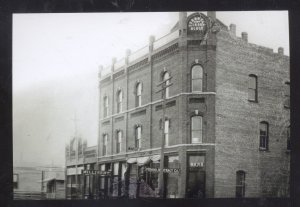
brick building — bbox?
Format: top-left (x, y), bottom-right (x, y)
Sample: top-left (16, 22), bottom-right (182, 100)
top-left (66, 11), bottom-right (290, 199)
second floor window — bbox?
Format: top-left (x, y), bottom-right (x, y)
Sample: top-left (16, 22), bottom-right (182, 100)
top-left (136, 82), bottom-right (142, 107)
top-left (236, 171), bottom-right (246, 198)
top-left (135, 126), bottom-right (142, 149)
top-left (191, 65), bottom-right (203, 92)
top-left (164, 119), bottom-right (169, 146)
top-left (103, 96), bottom-right (109, 117)
top-left (103, 134), bottom-right (108, 156)
top-left (116, 131), bottom-right (122, 153)
top-left (259, 121), bottom-right (269, 150)
top-left (163, 72), bottom-right (170, 98)
top-left (117, 90), bottom-right (123, 113)
top-left (191, 116), bottom-right (203, 143)
top-left (248, 75), bottom-right (258, 102)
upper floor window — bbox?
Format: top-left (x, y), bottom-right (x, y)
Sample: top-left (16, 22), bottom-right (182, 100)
top-left (164, 119), bottom-right (170, 146)
top-left (259, 121), bottom-right (269, 150)
top-left (236, 170), bottom-right (246, 198)
top-left (103, 134), bottom-right (108, 156)
top-left (135, 82), bottom-right (142, 107)
top-left (248, 75), bottom-right (258, 102)
top-left (287, 125), bottom-right (291, 151)
top-left (117, 90), bottom-right (123, 113)
top-left (103, 96), bottom-right (109, 117)
top-left (163, 72), bottom-right (170, 98)
top-left (191, 65), bottom-right (203, 92)
top-left (13, 174), bottom-right (19, 189)
top-left (135, 125), bottom-right (142, 149)
top-left (284, 82), bottom-right (290, 108)
top-left (191, 115), bottom-right (203, 143)
top-left (116, 130), bottom-right (122, 154)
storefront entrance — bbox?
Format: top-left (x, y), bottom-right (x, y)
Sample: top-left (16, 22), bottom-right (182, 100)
top-left (186, 154), bottom-right (206, 198)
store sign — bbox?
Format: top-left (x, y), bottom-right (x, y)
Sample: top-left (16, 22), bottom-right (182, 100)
top-left (82, 169), bottom-right (111, 176)
top-left (190, 162), bottom-right (204, 167)
top-left (145, 167), bottom-right (180, 174)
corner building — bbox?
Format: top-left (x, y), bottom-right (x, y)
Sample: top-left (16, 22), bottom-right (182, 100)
top-left (97, 12), bottom-right (290, 198)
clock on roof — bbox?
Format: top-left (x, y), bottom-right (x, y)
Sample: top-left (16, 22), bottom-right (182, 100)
top-left (188, 15), bottom-right (207, 32)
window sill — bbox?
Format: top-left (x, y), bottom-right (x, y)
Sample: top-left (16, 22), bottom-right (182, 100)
top-left (285, 149), bottom-right (291, 154)
top-left (248, 100), bottom-right (258, 103)
top-left (259, 148), bottom-right (269, 152)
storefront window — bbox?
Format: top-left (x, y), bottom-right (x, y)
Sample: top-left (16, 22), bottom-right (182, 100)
top-left (121, 163), bottom-right (126, 196)
top-left (186, 154), bottom-right (205, 198)
top-left (128, 164), bottom-right (138, 198)
top-left (112, 163), bottom-right (119, 197)
top-left (166, 156), bottom-right (180, 198)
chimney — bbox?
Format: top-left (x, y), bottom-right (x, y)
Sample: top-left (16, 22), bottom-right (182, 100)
top-left (179, 12), bottom-right (187, 37)
top-left (125, 49), bottom-right (131, 64)
top-left (241, 32), bottom-right (248, 43)
top-left (278, 47), bottom-right (284, 55)
top-left (229, 24), bottom-right (236, 36)
top-left (149, 35), bottom-right (155, 52)
top-left (207, 11), bottom-right (216, 20)
top-left (111, 57), bottom-right (116, 72)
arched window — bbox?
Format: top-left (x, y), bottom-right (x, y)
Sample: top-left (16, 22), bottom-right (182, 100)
top-left (103, 134), bottom-right (108, 156)
top-left (103, 96), bottom-right (109, 118)
top-left (135, 125), bottom-right (142, 149)
top-left (191, 116), bottom-right (203, 143)
top-left (116, 130), bottom-right (122, 153)
top-left (248, 75), bottom-right (258, 102)
top-left (163, 72), bottom-right (170, 98)
top-left (135, 82), bottom-right (142, 107)
top-left (191, 65), bottom-right (203, 92)
top-left (117, 90), bottom-right (123, 113)
top-left (236, 170), bottom-right (246, 198)
top-left (259, 121), bottom-right (269, 150)
top-left (287, 125), bottom-right (291, 150)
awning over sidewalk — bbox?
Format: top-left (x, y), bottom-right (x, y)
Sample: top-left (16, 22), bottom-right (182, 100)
top-left (137, 157), bottom-right (150, 166)
top-left (150, 155), bottom-right (160, 162)
top-left (127, 155), bottom-right (160, 165)
top-left (127, 157), bottom-right (137, 164)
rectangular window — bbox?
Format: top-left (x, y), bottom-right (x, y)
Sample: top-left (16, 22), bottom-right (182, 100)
top-left (259, 122), bottom-right (269, 150)
top-left (116, 131), bottom-right (122, 153)
top-left (191, 116), bottom-right (203, 143)
top-left (135, 126), bottom-right (142, 149)
top-left (13, 174), bottom-right (19, 189)
top-left (104, 96), bottom-right (109, 117)
top-left (236, 171), bottom-right (246, 197)
top-left (248, 75), bottom-right (257, 102)
top-left (103, 134), bottom-right (108, 156)
top-left (164, 120), bottom-right (169, 146)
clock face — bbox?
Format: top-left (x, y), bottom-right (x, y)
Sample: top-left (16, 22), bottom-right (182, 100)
top-left (188, 16), bottom-right (206, 31)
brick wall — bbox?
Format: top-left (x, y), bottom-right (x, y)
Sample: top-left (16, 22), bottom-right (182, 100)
top-left (215, 29), bottom-right (290, 197)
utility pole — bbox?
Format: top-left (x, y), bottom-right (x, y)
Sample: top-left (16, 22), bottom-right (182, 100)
top-left (156, 75), bottom-right (173, 198)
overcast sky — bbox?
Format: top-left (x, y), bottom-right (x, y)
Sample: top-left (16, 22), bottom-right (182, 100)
top-left (13, 11), bottom-right (289, 167)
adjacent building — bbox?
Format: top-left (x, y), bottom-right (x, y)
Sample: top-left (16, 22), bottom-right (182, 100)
top-left (66, 11), bottom-right (290, 199)
top-left (13, 166), bottom-right (65, 200)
